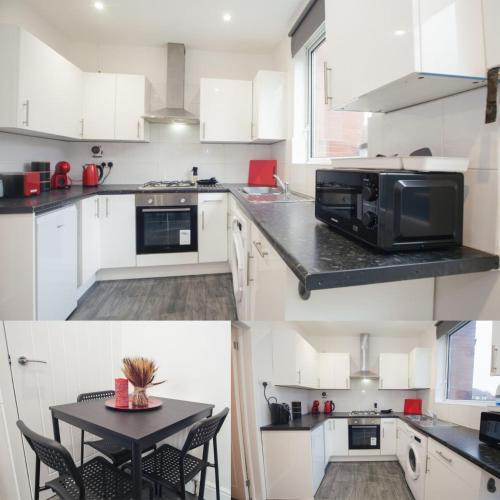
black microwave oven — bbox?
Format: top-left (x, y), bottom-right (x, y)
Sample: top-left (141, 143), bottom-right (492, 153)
top-left (480, 412), bottom-right (500, 449)
top-left (315, 169), bottom-right (464, 251)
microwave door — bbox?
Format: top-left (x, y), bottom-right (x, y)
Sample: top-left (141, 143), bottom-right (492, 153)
top-left (317, 185), bottom-right (362, 222)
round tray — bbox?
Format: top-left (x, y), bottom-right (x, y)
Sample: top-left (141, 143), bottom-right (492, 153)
top-left (105, 397), bottom-right (162, 412)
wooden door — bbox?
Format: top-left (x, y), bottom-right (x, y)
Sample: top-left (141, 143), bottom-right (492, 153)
top-left (3, 322), bottom-right (122, 499)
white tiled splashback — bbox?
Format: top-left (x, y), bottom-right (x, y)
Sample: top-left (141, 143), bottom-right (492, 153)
top-left (0, 123), bottom-right (272, 184)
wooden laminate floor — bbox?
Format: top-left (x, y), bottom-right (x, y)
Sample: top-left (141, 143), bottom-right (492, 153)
top-left (315, 462), bottom-right (414, 500)
top-left (69, 274), bottom-right (237, 321)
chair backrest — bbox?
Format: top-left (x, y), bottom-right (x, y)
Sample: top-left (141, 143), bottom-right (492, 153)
top-left (77, 390), bottom-right (115, 403)
top-left (182, 407), bottom-right (229, 454)
top-left (16, 420), bottom-right (84, 496)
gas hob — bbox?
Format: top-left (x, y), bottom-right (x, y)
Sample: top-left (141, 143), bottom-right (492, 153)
top-left (138, 180), bottom-right (195, 190)
top-left (349, 410), bottom-right (381, 416)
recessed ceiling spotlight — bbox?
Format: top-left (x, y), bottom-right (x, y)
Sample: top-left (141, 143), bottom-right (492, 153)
top-left (94, 1), bottom-right (105, 11)
top-left (394, 29), bottom-right (406, 36)
top-left (223, 13), bottom-right (232, 22)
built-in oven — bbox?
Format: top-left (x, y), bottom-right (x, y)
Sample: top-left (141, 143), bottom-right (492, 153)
top-left (480, 412), bottom-right (500, 449)
top-left (136, 193), bottom-right (198, 254)
top-left (348, 417), bottom-right (380, 451)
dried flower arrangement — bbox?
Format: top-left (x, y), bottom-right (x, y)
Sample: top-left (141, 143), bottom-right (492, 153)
top-left (122, 357), bottom-right (165, 407)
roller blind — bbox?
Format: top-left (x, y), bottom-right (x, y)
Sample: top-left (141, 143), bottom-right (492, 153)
top-left (435, 321), bottom-right (470, 339)
top-left (289, 0), bottom-right (325, 57)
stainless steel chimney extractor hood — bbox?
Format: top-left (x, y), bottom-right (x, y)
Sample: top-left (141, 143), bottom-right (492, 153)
top-left (143, 43), bottom-right (199, 125)
top-left (351, 333), bottom-right (379, 379)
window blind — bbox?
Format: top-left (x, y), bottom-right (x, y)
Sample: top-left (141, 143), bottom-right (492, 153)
top-left (289, 0), bottom-right (325, 57)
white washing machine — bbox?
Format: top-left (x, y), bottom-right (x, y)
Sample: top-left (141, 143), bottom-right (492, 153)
top-left (405, 429), bottom-right (428, 500)
top-left (229, 207), bottom-right (251, 320)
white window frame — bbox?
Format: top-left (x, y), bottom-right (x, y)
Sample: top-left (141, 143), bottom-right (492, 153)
top-left (441, 321), bottom-right (496, 406)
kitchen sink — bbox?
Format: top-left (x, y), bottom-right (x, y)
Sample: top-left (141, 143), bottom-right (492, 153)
top-left (242, 186), bottom-right (282, 195)
top-left (239, 188), bottom-right (312, 203)
top-left (406, 415), bottom-right (457, 428)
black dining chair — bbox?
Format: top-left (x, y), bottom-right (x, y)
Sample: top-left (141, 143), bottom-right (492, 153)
top-left (139, 407), bottom-right (229, 500)
top-left (17, 420), bottom-right (153, 500)
top-left (77, 390), bottom-right (156, 468)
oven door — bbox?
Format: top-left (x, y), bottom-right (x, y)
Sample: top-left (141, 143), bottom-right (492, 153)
top-left (348, 424), bottom-right (380, 450)
top-left (136, 206), bottom-right (198, 254)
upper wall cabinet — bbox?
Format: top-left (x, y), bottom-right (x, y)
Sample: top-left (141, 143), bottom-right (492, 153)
top-left (379, 353), bottom-right (409, 389)
top-left (83, 73), bottom-right (150, 142)
top-left (0, 25), bottom-right (83, 139)
top-left (252, 71), bottom-right (287, 143)
top-left (482, 0), bottom-right (500, 69)
top-left (200, 78), bottom-right (253, 143)
top-left (408, 347), bottom-right (431, 388)
top-left (319, 353), bottom-right (351, 389)
top-left (325, 0), bottom-right (486, 112)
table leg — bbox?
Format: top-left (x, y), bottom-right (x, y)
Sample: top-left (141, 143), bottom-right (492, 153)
top-left (132, 442), bottom-right (142, 500)
top-left (51, 413), bottom-right (61, 442)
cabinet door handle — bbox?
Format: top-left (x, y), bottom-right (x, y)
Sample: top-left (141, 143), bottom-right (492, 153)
top-left (95, 198), bottom-right (99, 218)
top-left (436, 450), bottom-right (453, 464)
top-left (106, 198), bottom-right (109, 217)
top-left (80, 118), bottom-right (85, 137)
top-left (253, 241), bottom-right (268, 258)
top-left (202, 211), bottom-right (205, 230)
top-left (382, 428), bottom-right (385, 438)
top-left (56, 224), bottom-right (64, 229)
top-left (246, 253), bottom-right (254, 285)
top-left (380, 378), bottom-right (383, 389)
top-left (23, 100), bottom-right (30, 127)
top-left (297, 370), bottom-right (301, 385)
top-left (492, 346), bottom-right (498, 374)
top-left (346, 377), bottom-right (349, 388)
top-left (202, 122), bottom-right (206, 139)
top-left (323, 62), bottom-right (332, 105)
top-left (137, 120), bottom-right (141, 139)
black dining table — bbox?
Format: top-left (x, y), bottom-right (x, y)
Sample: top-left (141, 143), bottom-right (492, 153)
top-left (50, 396), bottom-right (215, 500)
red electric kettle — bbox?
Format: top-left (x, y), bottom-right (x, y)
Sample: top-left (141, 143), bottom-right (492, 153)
top-left (324, 400), bottom-right (335, 414)
top-left (82, 163), bottom-right (104, 187)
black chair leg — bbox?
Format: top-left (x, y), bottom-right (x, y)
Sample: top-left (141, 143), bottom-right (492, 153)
top-left (198, 442), bottom-right (210, 500)
top-left (34, 457), bottom-right (40, 500)
top-left (213, 436), bottom-right (220, 500)
top-left (80, 429), bottom-right (85, 466)
top-left (179, 460), bottom-right (186, 500)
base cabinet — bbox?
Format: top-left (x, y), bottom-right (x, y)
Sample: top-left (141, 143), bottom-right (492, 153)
top-left (324, 419), bottom-right (348, 458)
top-left (380, 419), bottom-right (397, 455)
top-left (99, 195), bottom-right (136, 269)
top-left (198, 193), bottom-right (228, 263)
top-left (79, 196), bottom-right (101, 285)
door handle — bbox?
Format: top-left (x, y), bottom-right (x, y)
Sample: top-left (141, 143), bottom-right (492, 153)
top-left (202, 122), bottom-right (206, 139)
top-left (323, 62), bottom-right (332, 105)
top-left (137, 120), bottom-right (141, 139)
top-left (18, 356), bottom-right (47, 366)
top-left (106, 198), bottom-right (109, 217)
top-left (80, 118), bottom-right (85, 137)
top-left (253, 241), bottom-right (268, 258)
top-left (436, 450), bottom-right (453, 464)
top-left (202, 211), bottom-right (205, 230)
top-left (492, 346), bottom-right (498, 374)
top-left (23, 100), bottom-right (30, 127)
top-left (246, 253), bottom-right (254, 285)
top-left (95, 198), bottom-right (99, 218)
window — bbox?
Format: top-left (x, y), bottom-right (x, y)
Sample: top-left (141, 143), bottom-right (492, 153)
top-left (446, 322), bottom-right (496, 402)
top-left (308, 32), bottom-right (369, 160)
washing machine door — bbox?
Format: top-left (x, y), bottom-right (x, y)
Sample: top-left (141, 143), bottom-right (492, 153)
top-left (231, 218), bottom-right (245, 304)
top-left (406, 441), bottom-right (421, 481)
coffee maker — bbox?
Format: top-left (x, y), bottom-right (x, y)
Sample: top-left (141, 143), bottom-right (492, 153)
top-left (50, 161), bottom-right (72, 189)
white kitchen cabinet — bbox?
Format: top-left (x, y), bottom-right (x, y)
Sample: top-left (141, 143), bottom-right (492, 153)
top-left (396, 420), bottom-right (411, 468)
top-left (380, 419), bottom-right (397, 456)
top-left (0, 25), bottom-right (83, 139)
top-left (36, 205), bottom-right (77, 320)
top-left (319, 353), bottom-right (350, 389)
top-left (83, 72), bottom-right (149, 141)
top-left (82, 73), bottom-right (116, 141)
top-left (483, 0), bottom-right (500, 70)
top-left (78, 196), bottom-right (101, 286)
top-left (272, 329), bottom-right (318, 389)
top-left (115, 74), bottom-right (149, 141)
top-left (491, 322), bottom-right (500, 376)
top-left (324, 418), bottom-right (349, 459)
top-left (379, 353), bottom-right (409, 389)
top-left (262, 430), bottom-right (324, 500)
top-left (409, 347), bottom-right (431, 388)
top-left (249, 223), bottom-right (286, 320)
top-left (425, 439), bottom-right (481, 500)
top-left (198, 193), bottom-right (228, 263)
top-left (99, 195), bottom-right (136, 269)
top-left (252, 70), bottom-right (286, 144)
top-left (325, 0), bottom-right (486, 112)
top-left (200, 78), bottom-right (252, 143)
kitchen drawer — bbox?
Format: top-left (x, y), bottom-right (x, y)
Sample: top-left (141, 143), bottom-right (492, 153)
top-left (428, 439), bottom-right (482, 489)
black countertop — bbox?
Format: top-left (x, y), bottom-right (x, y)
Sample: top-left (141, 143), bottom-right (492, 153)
top-left (1, 183), bottom-right (498, 292)
top-left (228, 186), bottom-right (499, 292)
top-left (0, 183), bottom-right (229, 215)
top-left (261, 412), bottom-right (500, 479)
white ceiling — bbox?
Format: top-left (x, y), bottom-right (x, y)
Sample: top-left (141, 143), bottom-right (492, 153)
top-left (22, 0), bottom-right (305, 52)
top-left (294, 321), bottom-right (434, 338)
